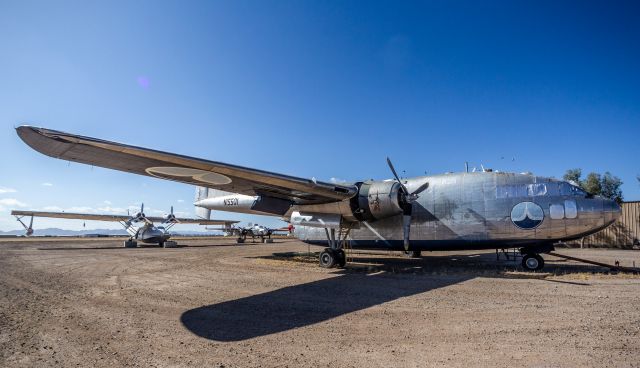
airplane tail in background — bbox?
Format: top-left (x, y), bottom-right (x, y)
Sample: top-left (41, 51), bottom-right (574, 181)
top-left (194, 186), bottom-right (211, 219)
top-left (195, 187), bottom-right (241, 219)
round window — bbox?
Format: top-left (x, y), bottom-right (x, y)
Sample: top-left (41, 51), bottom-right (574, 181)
top-left (511, 202), bottom-right (544, 229)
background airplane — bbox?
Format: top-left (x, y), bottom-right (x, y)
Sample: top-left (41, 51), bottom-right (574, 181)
top-left (12, 204), bottom-right (237, 248)
top-left (16, 126), bottom-right (622, 270)
top-left (207, 223), bottom-right (292, 243)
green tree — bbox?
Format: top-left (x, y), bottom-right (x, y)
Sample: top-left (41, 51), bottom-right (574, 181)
top-left (563, 168), bottom-right (582, 185)
top-left (600, 172), bottom-right (623, 203)
top-left (582, 172), bottom-right (602, 196)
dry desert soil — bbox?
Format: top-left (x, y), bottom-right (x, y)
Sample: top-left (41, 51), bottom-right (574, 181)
top-left (1, 237), bottom-right (639, 367)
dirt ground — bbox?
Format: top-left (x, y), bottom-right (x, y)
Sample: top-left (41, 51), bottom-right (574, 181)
top-left (1, 237), bottom-right (639, 368)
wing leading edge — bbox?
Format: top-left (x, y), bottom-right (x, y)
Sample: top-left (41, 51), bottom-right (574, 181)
top-left (16, 126), bottom-right (357, 205)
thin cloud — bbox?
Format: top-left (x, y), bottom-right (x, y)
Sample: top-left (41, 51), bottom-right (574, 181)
top-left (103, 200), bottom-right (112, 205)
top-left (97, 206), bottom-right (128, 214)
top-left (0, 198), bottom-right (28, 211)
top-left (41, 183), bottom-right (54, 187)
top-left (0, 186), bottom-right (17, 194)
top-left (177, 199), bottom-right (185, 203)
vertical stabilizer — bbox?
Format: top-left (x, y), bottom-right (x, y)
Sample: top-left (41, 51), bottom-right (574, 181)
top-left (194, 186), bottom-right (211, 219)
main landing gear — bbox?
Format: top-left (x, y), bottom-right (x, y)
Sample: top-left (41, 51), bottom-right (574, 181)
top-left (318, 226), bottom-right (352, 268)
top-left (319, 248), bottom-right (346, 268)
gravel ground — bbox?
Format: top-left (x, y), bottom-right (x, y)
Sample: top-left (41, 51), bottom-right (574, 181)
top-left (1, 237), bottom-right (639, 368)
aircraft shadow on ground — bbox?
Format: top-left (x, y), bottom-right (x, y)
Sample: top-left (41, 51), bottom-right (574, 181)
top-left (180, 270), bottom-right (471, 342)
top-left (180, 252), bottom-right (615, 342)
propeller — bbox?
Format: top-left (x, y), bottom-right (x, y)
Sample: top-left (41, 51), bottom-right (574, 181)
top-left (386, 157), bottom-right (429, 251)
top-left (164, 206), bottom-right (177, 223)
top-left (133, 203), bottom-right (147, 223)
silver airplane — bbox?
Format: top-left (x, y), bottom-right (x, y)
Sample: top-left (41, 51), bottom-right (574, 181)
top-left (209, 223), bottom-right (291, 243)
top-left (16, 126), bottom-right (621, 270)
top-left (11, 204), bottom-right (237, 247)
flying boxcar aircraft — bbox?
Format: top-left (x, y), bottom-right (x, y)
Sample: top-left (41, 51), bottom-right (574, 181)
top-left (16, 126), bottom-right (621, 270)
top-left (11, 204), bottom-right (237, 248)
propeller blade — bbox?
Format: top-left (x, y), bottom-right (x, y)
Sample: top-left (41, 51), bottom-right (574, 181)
top-left (402, 214), bottom-right (412, 251)
top-left (409, 181), bottom-right (430, 198)
top-left (386, 157), bottom-right (408, 194)
top-left (141, 203), bottom-right (144, 214)
top-left (170, 206), bottom-right (174, 215)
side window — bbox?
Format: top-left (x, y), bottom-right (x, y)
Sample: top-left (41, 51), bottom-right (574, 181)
top-left (527, 183), bottom-right (547, 196)
top-left (565, 200), bottom-right (577, 219)
top-left (550, 204), bottom-right (565, 219)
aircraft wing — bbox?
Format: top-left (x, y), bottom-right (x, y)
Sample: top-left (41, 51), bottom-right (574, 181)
top-left (145, 216), bottom-right (239, 225)
top-left (11, 210), bottom-right (238, 226)
top-left (16, 126), bottom-right (357, 205)
top-left (11, 210), bottom-right (131, 222)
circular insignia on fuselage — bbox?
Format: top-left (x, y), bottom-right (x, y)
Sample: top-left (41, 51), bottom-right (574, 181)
top-left (145, 167), bottom-right (232, 185)
top-left (510, 202), bottom-right (544, 230)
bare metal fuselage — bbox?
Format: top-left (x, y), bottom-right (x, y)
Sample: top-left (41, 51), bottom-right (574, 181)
top-left (292, 172), bottom-right (620, 251)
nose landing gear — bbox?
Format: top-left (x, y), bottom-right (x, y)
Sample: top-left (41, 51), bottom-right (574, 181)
top-left (521, 253), bottom-right (545, 271)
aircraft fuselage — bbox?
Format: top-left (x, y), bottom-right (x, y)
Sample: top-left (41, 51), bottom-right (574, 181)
top-left (293, 171), bottom-right (621, 251)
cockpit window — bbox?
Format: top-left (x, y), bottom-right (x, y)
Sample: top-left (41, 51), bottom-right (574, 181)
top-left (559, 182), bottom-right (587, 197)
top-left (570, 185), bottom-right (587, 197)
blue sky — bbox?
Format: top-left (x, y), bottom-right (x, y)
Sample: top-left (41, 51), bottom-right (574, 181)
top-left (1, 1), bottom-right (639, 231)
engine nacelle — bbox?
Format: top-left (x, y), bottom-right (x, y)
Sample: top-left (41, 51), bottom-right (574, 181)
top-left (290, 180), bottom-right (405, 224)
top-left (351, 181), bottom-right (403, 222)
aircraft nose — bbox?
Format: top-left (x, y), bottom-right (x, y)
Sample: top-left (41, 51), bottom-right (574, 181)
top-left (601, 198), bottom-right (622, 225)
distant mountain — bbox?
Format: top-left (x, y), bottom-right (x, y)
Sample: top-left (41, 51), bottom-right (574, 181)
top-left (0, 228), bottom-right (217, 237)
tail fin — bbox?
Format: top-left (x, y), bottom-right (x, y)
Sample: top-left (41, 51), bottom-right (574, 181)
top-left (194, 186), bottom-right (211, 219)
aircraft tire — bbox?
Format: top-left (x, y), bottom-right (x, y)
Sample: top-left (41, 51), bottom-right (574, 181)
top-left (319, 248), bottom-right (337, 268)
top-left (522, 254), bottom-right (544, 271)
top-left (236, 238), bottom-right (245, 244)
top-left (163, 241), bottom-right (178, 248)
top-left (404, 250), bottom-right (422, 258)
top-left (336, 250), bottom-right (346, 268)
top-left (124, 240), bottom-right (137, 248)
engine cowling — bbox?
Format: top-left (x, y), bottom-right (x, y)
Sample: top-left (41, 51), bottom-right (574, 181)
top-left (350, 180), bottom-right (403, 222)
top-left (289, 180), bottom-right (408, 224)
